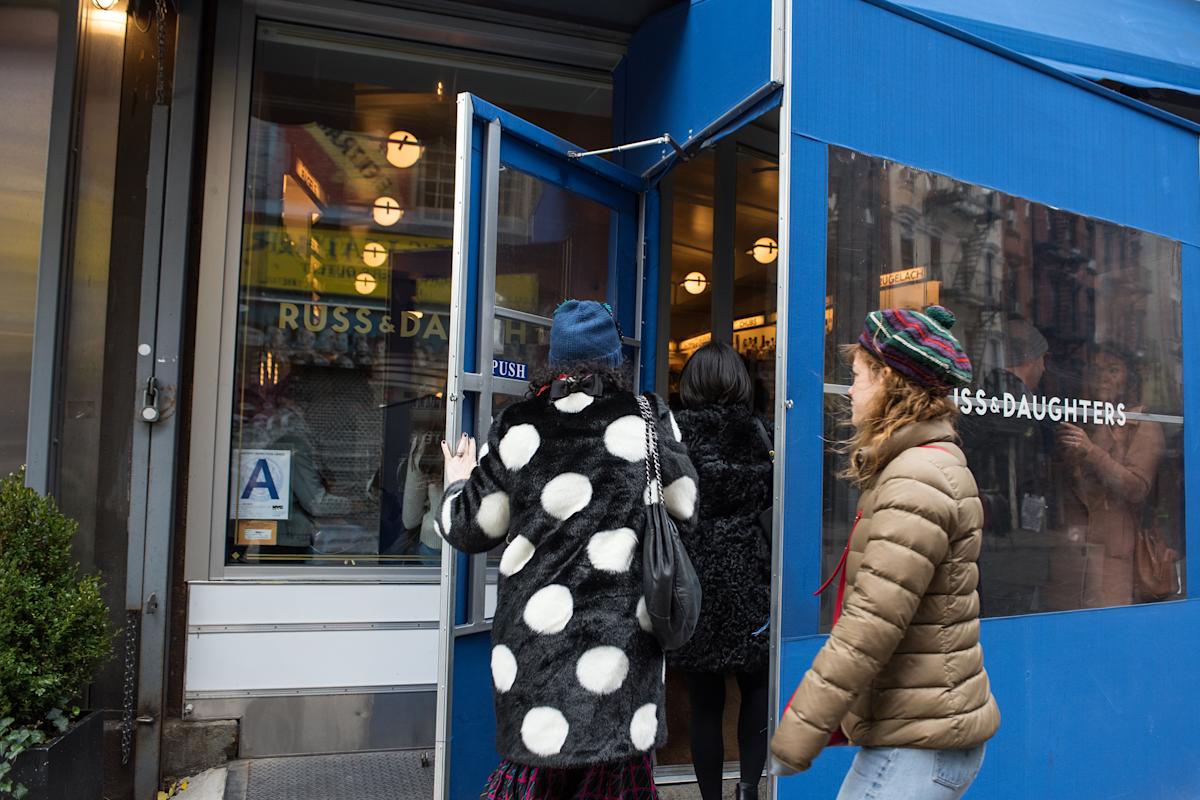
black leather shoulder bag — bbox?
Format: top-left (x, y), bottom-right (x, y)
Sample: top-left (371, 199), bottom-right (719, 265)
top-left (636, 394), bottom-right (702, 651)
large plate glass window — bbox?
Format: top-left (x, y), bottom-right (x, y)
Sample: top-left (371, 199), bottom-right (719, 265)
top-left (822, 145), bottom-right (1185, 625)
top-left (224, 23), bottom-right (609, 568)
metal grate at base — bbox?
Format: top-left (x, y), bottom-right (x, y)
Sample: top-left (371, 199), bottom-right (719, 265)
top-left (224, 750), bottom-right (434, 800)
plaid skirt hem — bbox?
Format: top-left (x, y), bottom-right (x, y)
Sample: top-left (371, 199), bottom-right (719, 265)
top-left (483, 754), bottom-right (658, 800)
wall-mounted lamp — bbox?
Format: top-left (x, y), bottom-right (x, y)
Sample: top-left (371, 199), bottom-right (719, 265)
top-left (747, 236), bottom-right (778, 264)
top-left (681, 271), bottom-right (709, 295)
top-left (92, 0), bottom-right (119, 8)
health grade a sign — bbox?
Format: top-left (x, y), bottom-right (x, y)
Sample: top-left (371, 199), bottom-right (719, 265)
top-left (230, 449), bottom-right (292, 520)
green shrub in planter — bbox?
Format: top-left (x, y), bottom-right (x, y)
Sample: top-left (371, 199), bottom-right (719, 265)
top-left (0, 470), bottom-right (111, 798)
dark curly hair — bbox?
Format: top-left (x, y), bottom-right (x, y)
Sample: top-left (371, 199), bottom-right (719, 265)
top-left (527, 358), bottom-right (634, 397)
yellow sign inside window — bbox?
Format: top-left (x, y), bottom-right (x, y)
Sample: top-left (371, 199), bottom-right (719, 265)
top-left (879, 266), bottom-right (927, 287)
top-left (241, 224), bottom-right (450, 299)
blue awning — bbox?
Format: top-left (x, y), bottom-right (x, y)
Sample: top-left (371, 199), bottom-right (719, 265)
top-left (894, 0), bottom-right (1200, 95)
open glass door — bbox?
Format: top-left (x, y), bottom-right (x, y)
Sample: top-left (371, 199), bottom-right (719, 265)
top-left (435, 93), bottom-right (652, 800)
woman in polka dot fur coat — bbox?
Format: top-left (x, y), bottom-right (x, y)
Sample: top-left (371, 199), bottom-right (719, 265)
top-left (439, 300), bottom-right (699, 800)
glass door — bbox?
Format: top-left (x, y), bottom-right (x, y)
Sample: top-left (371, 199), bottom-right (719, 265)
top-left (435, 93), bottom-right (649, 800)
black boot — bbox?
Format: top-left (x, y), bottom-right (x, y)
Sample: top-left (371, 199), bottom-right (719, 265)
top-left (736, 781), bottom-right (759, 800)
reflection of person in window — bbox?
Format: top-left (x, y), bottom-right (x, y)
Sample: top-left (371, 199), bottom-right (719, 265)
top-left (961, 318), bottom-right (1052, 536)
top-left (248, 378), bottom-right (354, 551)
top-left (1055, 345), bottom-right (1164, 608)
top-left (998, 318), bottom-right (1047, 396)
top-left (998, 319), bottom-right (1054, 534)
top-left (401, 428), bottom-right (444, 564)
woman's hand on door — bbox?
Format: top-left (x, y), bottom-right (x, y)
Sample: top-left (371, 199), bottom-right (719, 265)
top-left (441, 433), bottom-right (478, 486)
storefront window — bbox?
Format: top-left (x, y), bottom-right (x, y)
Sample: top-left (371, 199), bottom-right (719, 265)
top-left (822, 146), bottom-right (1185, 624)
top-left (225, 24), bottom-right (609, 568)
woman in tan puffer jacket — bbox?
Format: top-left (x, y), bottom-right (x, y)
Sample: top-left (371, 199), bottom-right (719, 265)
top-left (771, 306), bottom-right (1000, 799)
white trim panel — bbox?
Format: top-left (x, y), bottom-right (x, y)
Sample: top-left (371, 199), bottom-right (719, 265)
top-left (188, 582), bottom-right (441, 626)
top-left (185, 628), bottom-right (439, 692)
top-left (485, 582), bottom-right (498, 619)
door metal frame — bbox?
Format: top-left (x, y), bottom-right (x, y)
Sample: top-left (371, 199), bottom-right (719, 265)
top-left (434, 91), bottom-right (479, 800)
top-left (26, 0), bottom-right (86, 495)
top-left (767, 0), bottom-right (794, 796)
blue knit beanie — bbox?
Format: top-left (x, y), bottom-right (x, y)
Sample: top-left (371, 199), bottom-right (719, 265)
top-left (549, 300), bottom-right (623, 368)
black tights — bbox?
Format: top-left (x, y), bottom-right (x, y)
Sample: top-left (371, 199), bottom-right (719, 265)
top-left (684, 669), bottom-right (769, 800)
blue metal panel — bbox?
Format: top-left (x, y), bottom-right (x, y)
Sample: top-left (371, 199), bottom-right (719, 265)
top-left (779, 604), bottom-right (1200, 797)
top-left (639, 189), bottom-right (661, 390)
top-left (778, 137), bottom-right (829, 640)
top-left (776, 4), bottom-right (1200, 798)
top-left (615, 0), bottom-right (775, 176)
top-left (894, 0), bottom-right (1200, 94)
top-left (614, 208), bottom-right (639, 338)
top-left (463, 118), bottom-right (485, 375)
top-left (449, 631), bottom-right (498, 800)
top-left (864, 0), bottom-right (1200, 135)
top-left (790, 0), bottom-right (1200, 246)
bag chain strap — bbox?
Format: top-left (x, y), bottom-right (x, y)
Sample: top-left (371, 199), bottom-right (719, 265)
top-left (637, 395), bottom-right (664, 500)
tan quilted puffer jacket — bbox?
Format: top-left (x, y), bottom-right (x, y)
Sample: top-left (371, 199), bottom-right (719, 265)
top-left (772, 419), bottom-right (1000, 772)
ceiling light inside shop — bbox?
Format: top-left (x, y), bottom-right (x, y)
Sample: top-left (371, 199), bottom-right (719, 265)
top-left (362, 242), bottom-right (388, 268)
top-left (682, 271), bottom-right (709, 295)
top-left (387, 131), bottom-right (422, 169)
top-left (372, 196), bottom-right (404, 226)
top-left (748, 236), bottom-right (778, 264)
top-left (355, 273), bottom-right (378, 295)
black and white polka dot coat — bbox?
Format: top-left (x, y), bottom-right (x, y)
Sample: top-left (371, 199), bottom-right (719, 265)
top-left (438, 388), bottom-right (698, 768)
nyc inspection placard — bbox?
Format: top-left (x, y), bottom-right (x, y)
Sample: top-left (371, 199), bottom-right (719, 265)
top-left (230, 449), bottom-right (292, 520)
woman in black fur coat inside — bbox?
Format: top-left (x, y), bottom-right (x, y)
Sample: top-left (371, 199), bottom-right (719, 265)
top-left (670, 342), bottom-right (773, 800)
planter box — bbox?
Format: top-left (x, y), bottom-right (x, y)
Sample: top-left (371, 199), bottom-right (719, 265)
top-left (5, 711), bottom-right (104, 800)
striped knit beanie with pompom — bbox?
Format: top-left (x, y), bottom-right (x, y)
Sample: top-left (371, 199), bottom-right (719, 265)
top-left (858, 305), bottom-right (973, 393)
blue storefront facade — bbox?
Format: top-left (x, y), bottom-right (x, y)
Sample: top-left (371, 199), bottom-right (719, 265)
top-left (8, 0), bottom-right (1199, 797)
top-left (771, 3), bottom-right (1200, 798)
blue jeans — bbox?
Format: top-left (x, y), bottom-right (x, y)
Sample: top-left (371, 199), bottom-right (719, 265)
top-left (836, 744), bottom-right (986, 800)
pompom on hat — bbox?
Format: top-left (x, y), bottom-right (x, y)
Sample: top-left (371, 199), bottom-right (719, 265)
top-left (548, 299), bottom-right (624, 368)
top-left (858, 305), bottom-right (973, 392)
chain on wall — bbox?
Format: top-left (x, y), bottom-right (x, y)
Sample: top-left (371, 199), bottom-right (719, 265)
top-left (155, 0), bottom-right (169, 105)
top-left (120, 609), bottom-right (140, 766)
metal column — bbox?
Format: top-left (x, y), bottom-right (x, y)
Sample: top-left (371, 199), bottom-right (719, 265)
top-left (125, 2), bottom-right (203, 796)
